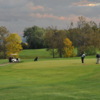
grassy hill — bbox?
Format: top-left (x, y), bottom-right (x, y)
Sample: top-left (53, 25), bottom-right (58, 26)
top-left (0, 58), bottom-right (100, 100)
top-left (19, 49), bottom-right (53, 59)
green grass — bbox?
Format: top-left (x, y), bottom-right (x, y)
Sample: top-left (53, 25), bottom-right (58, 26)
top-left (0, 59), bottom-right (8, 64)
top-left (0, 58), bottom-right (100, 100)
top-left (19, 49), bottom-right (53, 59)
top-left (19, 48), bottom-right (78, 59)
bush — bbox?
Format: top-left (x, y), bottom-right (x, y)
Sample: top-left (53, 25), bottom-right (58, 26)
top-left (0, 52), bottom-right (4, 59)
top-left (85, 46), bottom-right (96, 55)
top-left (77, 46), bottom-right (96, 56)
top-left (21, 42), bottom-right (29, 49)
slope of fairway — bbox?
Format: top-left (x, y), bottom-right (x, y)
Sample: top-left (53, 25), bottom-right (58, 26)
top-left (0, 58), bottom-right (100, 100)
top-left (19, 49), bottom-right (53, 59)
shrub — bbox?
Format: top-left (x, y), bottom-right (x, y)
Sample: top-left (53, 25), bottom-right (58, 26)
top-left (0, 52), bottom-right (4, 59)
top-left (77, 46), bottom-right (96, 56)
top-left (85, 46), bottom-right (96, 55)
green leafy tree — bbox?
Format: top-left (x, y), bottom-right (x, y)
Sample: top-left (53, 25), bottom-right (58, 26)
top-left (23, 26), bottom-right (46, 49)
top-left (68, 16), bottom-right (100, 56)
top-left (44, 27), bottom-right (57, 58)
top-left (55, 30), bottom-right (67, 58)
top-left (45, 27), bottom-right (67, 58)
top-left (21, 42), bottom-right (28, 49)
top-left (0, 26), bottom-right (9, 58)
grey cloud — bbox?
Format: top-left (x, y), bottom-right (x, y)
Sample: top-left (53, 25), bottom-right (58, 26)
top-left (0, 0), bottom-right (100, 34)
top-left (0, 0), bottom-right (28, 8)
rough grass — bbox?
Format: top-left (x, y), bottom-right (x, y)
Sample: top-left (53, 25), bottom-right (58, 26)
top-left (0, 58), bottom-right (100, 100)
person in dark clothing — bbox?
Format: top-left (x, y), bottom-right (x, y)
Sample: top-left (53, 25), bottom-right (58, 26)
top-left (96, 54), bottom-right (100, 64)
top-left (9, 57), bottom-right (13, 63)
top-left (81, 53), bottom-right (85, 63)
top-left (34, 57), bottom-right (38, 61)
top-left (16, 58), bottom-right (19, 62)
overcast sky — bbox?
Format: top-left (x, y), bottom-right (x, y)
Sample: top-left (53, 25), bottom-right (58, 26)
top-left (0, 0), bottom-right (100, 35)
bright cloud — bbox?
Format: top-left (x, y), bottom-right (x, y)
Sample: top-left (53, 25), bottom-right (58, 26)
top-left (88, 3), bottom-right (100, 7)
top-left (73, 0), bottom-right (100, 7)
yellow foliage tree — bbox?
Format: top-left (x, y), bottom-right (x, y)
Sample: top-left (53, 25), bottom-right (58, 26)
top-left (5, 33), bottom-right (23, 58)
top-left (64, 38), bottom-right (75, 57)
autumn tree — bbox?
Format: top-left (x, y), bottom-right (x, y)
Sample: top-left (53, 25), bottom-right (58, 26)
top-left (0, 26), bottom-right (9, 58)
top-left (63, 38), bottom-right (75, 57)
top-left (5, 33), bottom-right (23, 58)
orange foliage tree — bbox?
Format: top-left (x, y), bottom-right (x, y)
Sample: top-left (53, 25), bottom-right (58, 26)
top-left (64, 38), bottom-right (75, 57)
top-left (5, 33), bottom-right (22, 58)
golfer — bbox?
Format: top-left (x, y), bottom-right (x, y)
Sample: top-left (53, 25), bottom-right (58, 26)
top-left (81, 53), bottom-right (85, 63)
top-left (96, 54), bottom-right (100, 64)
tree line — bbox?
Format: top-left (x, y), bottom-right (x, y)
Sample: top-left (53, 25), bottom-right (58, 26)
top-left (23, 16), bottom-right (100, 57)
top-left (0, 16), bottom-right (100, 58)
